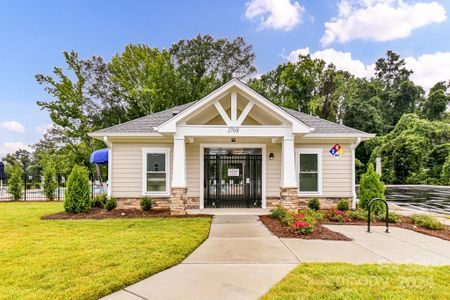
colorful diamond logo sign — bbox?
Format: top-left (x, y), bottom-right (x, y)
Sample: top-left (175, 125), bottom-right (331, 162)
top-left (329, 144), bottom-right (344, 159)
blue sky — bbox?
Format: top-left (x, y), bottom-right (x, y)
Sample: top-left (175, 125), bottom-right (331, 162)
top-left (1, 0), bottom-right (449, 157)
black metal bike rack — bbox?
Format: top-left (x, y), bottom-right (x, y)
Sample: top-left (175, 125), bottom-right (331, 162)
top-left (367, 197), bottom-right (389, 233)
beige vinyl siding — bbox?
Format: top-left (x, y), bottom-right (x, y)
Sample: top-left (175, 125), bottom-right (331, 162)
top-left (266, 143), bottom-right (281, 197)
top-left (110, 140), bottom-right (353, 199)
top-left (186, 143), bottom-right (200, 197)
top-left (111, 142), bottom-right (173, 198)
top-left (295, 143), bottom-right (352, 197)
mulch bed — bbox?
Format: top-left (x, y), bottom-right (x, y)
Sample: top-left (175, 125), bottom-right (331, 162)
top-left (259, 215), bottom-right (351, 241)
top-left (42, 208), bottom-right (212, 220)
top-left (322, 216), bottom-right (450, 241)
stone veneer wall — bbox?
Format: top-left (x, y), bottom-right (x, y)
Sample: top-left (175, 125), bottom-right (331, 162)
top-left (117, 198), bottom-right (170, 210)
top-left (118, 195), bottom-right (347, 211)
top-left (170, 187), bottom-right (188, 215)
top-left (267, 193), bottom-right (349, 210)
top-left (186, 197), bottom-right (200, 209)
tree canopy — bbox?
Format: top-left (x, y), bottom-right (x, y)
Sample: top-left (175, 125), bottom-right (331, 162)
top-left (2, 36), bottom-right (448, 187)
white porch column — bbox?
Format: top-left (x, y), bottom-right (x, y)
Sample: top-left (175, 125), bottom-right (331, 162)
top-left (172, 135), bottom-right (186, 187)
top-left (281, 135), bottom-right (297, 188)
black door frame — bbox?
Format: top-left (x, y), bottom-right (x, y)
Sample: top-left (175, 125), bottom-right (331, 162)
top-left (200, 144), bottom-right (266, 208)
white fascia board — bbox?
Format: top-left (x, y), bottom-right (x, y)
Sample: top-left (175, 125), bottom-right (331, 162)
top-left (89, 132), bottom-right (163, 138)
top-left (156, 78), bottom-right (312, 134)
top-left (302, 133), bottom-right (376, 139)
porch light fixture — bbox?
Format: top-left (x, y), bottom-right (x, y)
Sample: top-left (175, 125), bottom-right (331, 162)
top-left (269, 153), bottom-right (274, 160)
top-left (231, 138), bottom-right (236, 143)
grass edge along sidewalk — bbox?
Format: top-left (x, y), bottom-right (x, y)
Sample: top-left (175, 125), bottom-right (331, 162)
top-left (0, 202), bottom-right (211, 300)
top-left (261, 263), bottom-right (450, 300)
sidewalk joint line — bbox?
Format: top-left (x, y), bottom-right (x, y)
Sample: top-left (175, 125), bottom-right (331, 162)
top-left (123, 288), bottom-right (148, 300)
top-left (278, 238), bottom-right (301, 263)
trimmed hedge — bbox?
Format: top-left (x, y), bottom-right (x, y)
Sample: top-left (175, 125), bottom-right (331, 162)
top-left (308, 197), bottom-right (320, 211)
top-left (359, 163), bottom-right (386, 214)
top-left (105, 197), bottom-right (117, 211)
top-left (8, 164), bottom-right (23, 201)
top-left (64, 165), bottom-right (91, 213)
top-left (140, 196), bottom-right (153, 211)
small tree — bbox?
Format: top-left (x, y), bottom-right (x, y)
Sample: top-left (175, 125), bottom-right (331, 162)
top-left (64, 165), bottom-right (91, 213)
top-left (43, 163), bottom-right (58, 201)
top-left (359, 163), bottom-right (386, 214)
top-left (8, 164), bottom-right (23, 201)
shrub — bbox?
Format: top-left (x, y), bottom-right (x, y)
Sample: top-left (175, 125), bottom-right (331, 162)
top-left (285, 211), bottom-right (317, 235)
top-left (43, 163), bottom-right (58, 201)
top-left (271, 206), bottom-right (288, 219)
top-left (325, 208), bottom-right (349, 222)
top-left (376, 211), bottom-right (401, 223)
top-left (105, 197), bottom-right (117, 211)
top-left (281, 211), bottom-right (296, 226)
top-left (411, 214), bottom-right (444, 230)
top-left (8, 164), bottom-right (23, 201)
top-left (346, 209), bottom-right (370, 221)
top-left (308, 197), bottom-right (320, 211)
top-left (140, 196), bottom-right (153, 211)
top-left (337, 199), bottom-right (349, 211)
top-left (64, 165), bottom-right (91, 213)
top-left (302, 209), bottom-right (324, 222)
top-left (288, 219), bottom-right (316, 235)
top-left (359, 163), bottom-right (386, 214)
top-left (92, 194), bottom-right (107, 208)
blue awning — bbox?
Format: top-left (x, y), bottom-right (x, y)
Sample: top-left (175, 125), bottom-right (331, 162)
top-left (90, 148), bottom-right (109, 165)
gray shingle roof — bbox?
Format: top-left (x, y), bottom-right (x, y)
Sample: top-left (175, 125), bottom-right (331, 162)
top-left (91, 101), bottom-right (197, 134)
top-left (91, 100), bottom-right (371, 136)
top-left (280, 107), bottom-right (371, 135)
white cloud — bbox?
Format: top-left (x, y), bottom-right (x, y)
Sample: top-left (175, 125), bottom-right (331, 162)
top-left (286, 48), bottom-right (450, 91)
top-left (245, 0), bottom-right (304, 31)
top-left (35, 124), bottom-right (54, 135)
top-left (405, 52), bottom-right (450, 91)
top-left (0, 142), bottom-right (32, 158)
top-left (321, 0), bottom-right (447, 45)
top-left (287, 47), bottom-right (374, 78)
top-left (0, 121), bottom-right (25, 133)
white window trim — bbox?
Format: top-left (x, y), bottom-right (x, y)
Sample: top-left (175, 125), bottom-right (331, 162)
top-left (295, 148), bottom-right (323, 196)
top-left (142, 147), bottom-right (171, 197)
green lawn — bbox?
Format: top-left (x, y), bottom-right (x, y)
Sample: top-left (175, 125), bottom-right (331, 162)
top-left (0, 202), bottom-right (211, 300)
top-left (261, 263), bottom-right (450, 300)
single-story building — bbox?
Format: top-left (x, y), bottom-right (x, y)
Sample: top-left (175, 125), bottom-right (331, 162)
top-left (89, 79), bottom-right (374, 215)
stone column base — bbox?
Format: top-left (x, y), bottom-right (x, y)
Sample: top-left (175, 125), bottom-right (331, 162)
top-left (280, 187), bottom-right (299, 210)
top-left (170, 187), bottom-right (188, 215)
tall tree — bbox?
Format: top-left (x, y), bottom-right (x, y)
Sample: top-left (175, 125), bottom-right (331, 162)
top-left (170, 34), bottom-right (256, 101)
top-left (250, 55), bottom-right (325, 112)
top-left (36, 51), bottom-right (94, 160)
top-left (109, 44), bottom-right (178, 119)
top-left (421, 81), bottom-right (450, 121)
top-left (374, 50), bottom-right (412, 91)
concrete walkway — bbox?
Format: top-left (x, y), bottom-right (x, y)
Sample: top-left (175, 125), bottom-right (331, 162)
top-left (103, 215), bottom-right (298, 300)
top-left (283, 225), bottom-right (450, 265)
top-left (103, 216), bottom-right (450, 300)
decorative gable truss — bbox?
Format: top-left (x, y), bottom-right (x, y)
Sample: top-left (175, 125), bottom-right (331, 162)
top-left (156, 79), bottom-right (312, 136)
top-left (213, 91), bottom-right (254, 126)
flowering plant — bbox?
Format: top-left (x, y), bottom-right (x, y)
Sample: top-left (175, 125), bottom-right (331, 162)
top-left (288, 219), bottom-right (315, 235)
top-left (282, 210), bottom-right (317, 235)
top-left (325, 208), bottom-right (349, 222)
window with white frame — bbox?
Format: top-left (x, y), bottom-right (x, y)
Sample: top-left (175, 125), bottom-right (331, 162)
top-left (296, 149), bottom-right (322, 194)
top-left (142, 148), bottom-right (170, 194)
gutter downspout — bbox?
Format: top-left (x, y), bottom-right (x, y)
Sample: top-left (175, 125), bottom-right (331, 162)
top-left (351, 137), bottom-right (362, 210)
top-left (103, 136), bottom-right (112, 197)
